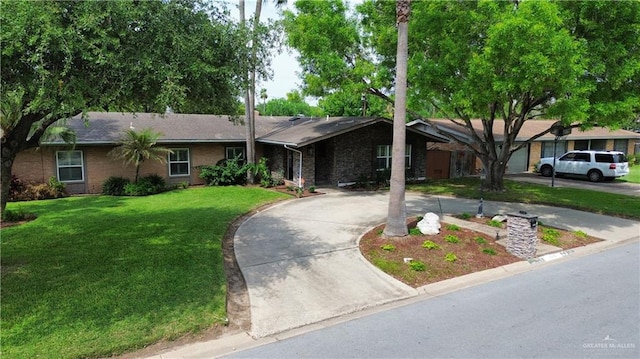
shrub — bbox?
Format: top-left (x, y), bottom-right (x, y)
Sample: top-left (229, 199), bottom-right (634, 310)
top-left (1, 208), bottom-right (36, 222)
top-left (249, 157), bottom-right (275, 187)
top-left (47, 177), bottom-right (66, 197)
top-left (102, 176), bottom-right (131, 196)
top-left (488, 219), bottom-right (503, 228)
top-left (309, 186), bottom-right (316, 193)
top-left (11, 176), bottom-right (67, 201)
top-left (474, 236), bottom-right (488, 245)
top-left (445, 223), bottom-right (460, 231)
top-left (409, 260), bottom-right (426, 271)
top-left (460, 212), bottom-right (472, 220)
top-left (573, 230), bottom-right (588, 239)
top-left (7, 175), bottom-right (26, 201)
top-left (482, 248), bottom-right (497, 255)
top-left (444, 252), bottom-right (458, 262)
top-left (444, 234), bottom-right (459, 243)
top-left (542, 227), bottom-right (561, 246)
top-left (198, 157), bottom-right (248, 186)
top-left (124, 174), bottom-right (166, 196)
top-left (422, 240), bottom-right (441, 250)
top-left (409, 227), bottom-right (422, 235)
top-left (381, 244), bottom-right (396, 251)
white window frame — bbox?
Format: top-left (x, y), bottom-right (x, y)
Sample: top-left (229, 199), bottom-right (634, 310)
top-left (168, 148), bottom-right (190, 177)
top-left (376, 144), bottom-right (412, 171)
top-left (56, 150), bottom-right (85, 182)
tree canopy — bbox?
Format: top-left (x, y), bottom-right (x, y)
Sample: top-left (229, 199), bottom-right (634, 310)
top-left (0, 0), bottom-right (248, 211)
top-left (283, 0), bottom-right (640, 190)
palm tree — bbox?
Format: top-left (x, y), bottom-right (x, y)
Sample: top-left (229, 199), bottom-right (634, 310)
top-left (384, 0), bottom-right (411, 237)
top-left (109, 128), bottom-right (172, 182)
top-left (260, 88), bottom-right (268, 114)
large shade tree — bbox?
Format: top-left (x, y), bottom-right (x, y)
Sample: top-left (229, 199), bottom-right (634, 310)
top-left (0, 0), bottom-right (246, 212)
top-left (283, 0), bottom-right (640, 191)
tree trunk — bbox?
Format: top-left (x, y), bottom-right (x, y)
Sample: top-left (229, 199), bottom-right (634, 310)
top-left (0, 137), bottom-right (21, 213)
top-left (384, 0), bottom-right (411, 237)
top-left (479, 156), bottom-right (507, 192)
top-left (0, 150), bottom-right (17, 214)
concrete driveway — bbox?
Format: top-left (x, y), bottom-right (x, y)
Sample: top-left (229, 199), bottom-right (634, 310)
top-left (234, 190), bottom-right (640, 338)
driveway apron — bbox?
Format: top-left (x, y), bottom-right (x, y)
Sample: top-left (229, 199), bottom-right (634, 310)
top-left (234, 190), bottom-right (640, 338)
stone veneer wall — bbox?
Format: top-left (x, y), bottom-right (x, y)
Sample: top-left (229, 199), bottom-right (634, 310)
top-left (506, 213), bottom-right (539, 259)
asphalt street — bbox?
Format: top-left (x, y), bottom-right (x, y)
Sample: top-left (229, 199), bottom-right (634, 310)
top-left (226, 241), bottom-right (640, 358)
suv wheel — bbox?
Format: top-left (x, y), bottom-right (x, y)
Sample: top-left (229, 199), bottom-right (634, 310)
top-left (540, 165), bottom-right (553, 177)
top-left (587, 170), bottom-right (603, 182)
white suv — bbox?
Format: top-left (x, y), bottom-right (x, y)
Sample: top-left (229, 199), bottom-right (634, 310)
top-left (536, 150), bottom-right (629, 182)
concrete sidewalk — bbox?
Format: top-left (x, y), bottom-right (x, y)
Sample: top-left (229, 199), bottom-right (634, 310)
top-left (148, 190), bottom-right (640, 358)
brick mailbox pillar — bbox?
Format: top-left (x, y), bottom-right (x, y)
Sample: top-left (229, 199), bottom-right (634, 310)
top-left (506, 212), bottom-right (538, 259)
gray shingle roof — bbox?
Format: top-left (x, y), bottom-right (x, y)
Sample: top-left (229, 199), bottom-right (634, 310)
top-left (428, 119), bottom-right (640, 142)
top-left (47, 112), bottom-right (449, 146)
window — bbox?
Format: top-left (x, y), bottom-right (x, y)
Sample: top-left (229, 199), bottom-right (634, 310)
top-left (590, 139), bottom-right (607, 151)
top-left (169, 148), bottom-right (190, 176)
top-left (226, 146), bottom-right (245, 164)
top-left (541, 141), bottom-right (567, 158)
top-left (56, 151), bottom-right (84, 182)
top-left (614, 139), bottom-right (628, 153)
top-left (574, 140), bottom-right (589, 150)
top-left (376, 144), bottom-right (412, 170)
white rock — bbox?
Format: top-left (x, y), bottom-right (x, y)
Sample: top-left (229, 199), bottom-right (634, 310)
top-left (492, 214), bottom-right (508, 223)
top-left (417, 212), bottom-right (441, 235)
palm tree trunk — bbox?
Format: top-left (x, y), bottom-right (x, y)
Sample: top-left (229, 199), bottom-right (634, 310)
top-left (384, 0), bottom-right (411, 237)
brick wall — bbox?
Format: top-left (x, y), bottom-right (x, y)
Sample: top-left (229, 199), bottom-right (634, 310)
top-left (12, 143), bottom-right (230, 194)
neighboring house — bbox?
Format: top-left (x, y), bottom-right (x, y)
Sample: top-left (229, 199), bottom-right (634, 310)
top-left (12, 112), bottom-right (448, 194)
top-left (409, 119), bottom-right (640, 177)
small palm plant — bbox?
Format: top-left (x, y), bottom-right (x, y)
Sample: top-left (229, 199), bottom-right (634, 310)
top-left (109, 128), bottom-right (172, 182)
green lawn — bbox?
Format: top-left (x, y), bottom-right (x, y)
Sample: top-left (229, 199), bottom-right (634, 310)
top-left (407, 177), bottom-right (640, 220)
top-left (619, 164), bottom-right (640, 184)
top-left (0, 186), bottom-right (288, 359)
top-left (2, 179), bottom-right (639, 358)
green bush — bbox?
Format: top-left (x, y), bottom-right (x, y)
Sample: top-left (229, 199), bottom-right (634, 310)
top-left (542, 227), bottom-right (561, 246)
top-left (474, 236), bottom-right (488, 244)
top-left (47, 177), bottom-right (66, 196)
top-left (573, 230), bottom-right (588, 239)
top-left (10, 176), bottom-right (67, 201)
top-left (124, 174), bottom-right (166, 196)
top-left (1, 208), bottom-right (36, 222)
top-left (248, 157), bottom-right (277, 187)
top-left (460, 212), bottom-right (472, 220)
top-left (444, 234), bottom-right (459, 243)
top-left (488, 219), bottom-right (503, 228)
top-left (444, 252), bottom-right (458, 262)
top-left (422, 240), bottom-right (441, 250)
top-left (198, 157), bottom-right (248, 186)
top-left (409, 227), bottom-right (422, 235)
top-left (102, 176), bottom-right (131, 196)
top-left (381, 244), bottom-right (396, 251)
top-left (445, 223), bottom-right (460, 231)
top-left (409, 260), bottom-right (426, 271)
top-left (482, 248), bottom-right (497, 255)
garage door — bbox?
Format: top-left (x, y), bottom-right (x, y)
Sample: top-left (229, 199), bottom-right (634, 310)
top-left (506, 143), bottom-right (529, 173)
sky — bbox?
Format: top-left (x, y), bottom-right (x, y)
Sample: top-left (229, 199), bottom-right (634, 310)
top-left (225, 0), bottom-right (303, 101)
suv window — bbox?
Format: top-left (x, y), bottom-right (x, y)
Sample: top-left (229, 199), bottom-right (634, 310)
top-left (594, 153), bottom-right (626, 163)
top-left (574, 153), bottom-right (590, 162)
top-left (595, 154), bottom-right (614, 163)
top-left (559, 153), bottom-right (576, 161)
